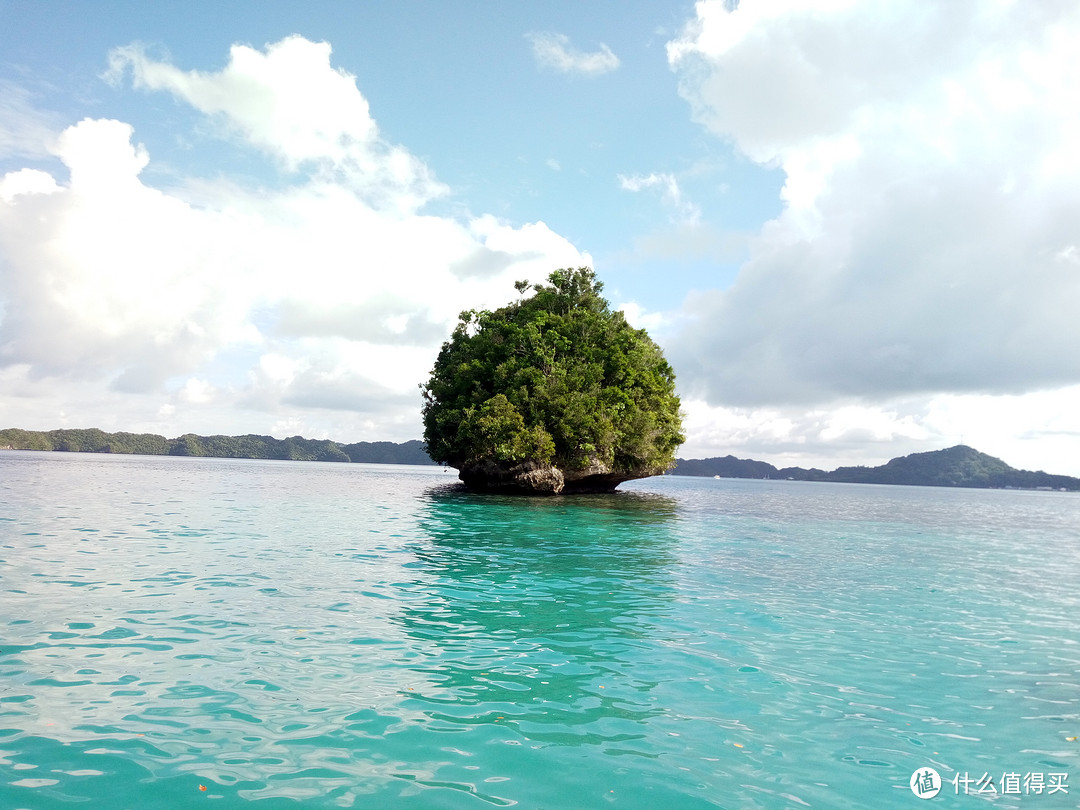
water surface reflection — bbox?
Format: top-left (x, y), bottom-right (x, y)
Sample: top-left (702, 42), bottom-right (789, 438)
top-left (396, 489), bottom-right (681, 749)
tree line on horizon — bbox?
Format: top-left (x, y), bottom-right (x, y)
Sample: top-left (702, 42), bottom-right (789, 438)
top-left (672, 445), bottom-right (1080, 491)
top-left (0, 427), bottom-right (434, 465)
top-left (5, 428), bottom-right (1077, 492)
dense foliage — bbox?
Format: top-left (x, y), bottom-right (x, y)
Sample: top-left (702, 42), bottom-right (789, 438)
top-left (421, 268), bottom-right (685, 473)
top-left (0, 428), bottom-right (171, 455)
top-left (0, 428), bottom-right (433, 465)
top-left (168, 433), bottom-right (349, 462)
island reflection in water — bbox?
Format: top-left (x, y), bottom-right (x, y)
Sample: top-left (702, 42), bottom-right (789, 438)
top-left (394, 487), bottom-right (681, 749)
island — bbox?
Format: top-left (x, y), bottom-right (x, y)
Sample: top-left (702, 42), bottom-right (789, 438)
top-left (4, 430), bottom-right (1076, 492)
top-left (421, 268), bottom-right (685, 494)
top-left (0, 428), bottom-right (433, 465)
top-left (672, 445), bottom-right (1080, 491)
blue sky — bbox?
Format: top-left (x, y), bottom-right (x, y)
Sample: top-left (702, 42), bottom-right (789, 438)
top-left (2, 1), bottom-right (775, 306)
top-left (3, 1), bottom-right (1080, 475)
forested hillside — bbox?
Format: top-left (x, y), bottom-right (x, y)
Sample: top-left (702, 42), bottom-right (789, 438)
top-left (672, 445), bottom-right (1080, 491)
top-left (0, 428), bottom-right (434, 465)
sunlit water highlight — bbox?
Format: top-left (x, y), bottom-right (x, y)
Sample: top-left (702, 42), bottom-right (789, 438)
top-left (1, 452), bottom-right (1078, 808)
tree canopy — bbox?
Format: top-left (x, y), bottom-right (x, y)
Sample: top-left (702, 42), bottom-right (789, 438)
top-left (421, 268), bottom-right (684, 482)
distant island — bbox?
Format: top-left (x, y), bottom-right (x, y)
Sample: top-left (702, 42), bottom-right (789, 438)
top-left (672, 445), bottom-right (1080, 491)
top-left (0, 427), bottom-right (434, 466)
top-left (2, 429), bottom-right (1076, 492)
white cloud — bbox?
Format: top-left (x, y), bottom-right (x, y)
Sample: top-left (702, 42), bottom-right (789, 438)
top-left (618, 171), bottom-right (701, 224)
top-left (678, 386), bottom-right (1080, 477)
top-left (0, 80), bottom-right (63, 160)
top-left (0, 168), bottom-right (60, 202)
top-left (526, 32), bottom-right (620, 76)
top-left (178, 377), bottom-right (215, 404)
top-left (0, 37), bottom-right (589, 442)
top-left (0, 118), bottom-right (251, 388)
top-left (667, 1), bottom-right (1080, 408)
top-left (616, 301), bottom-right (672, 335)
top-left (105, 36), bottom-right (445, 214)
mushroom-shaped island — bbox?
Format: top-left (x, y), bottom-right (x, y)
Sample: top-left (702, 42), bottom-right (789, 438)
top-left (421, 268), bottom-right (685, 495)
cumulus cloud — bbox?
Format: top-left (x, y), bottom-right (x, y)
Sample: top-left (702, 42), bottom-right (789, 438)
top-left (0, 37), bottom-right (588, 440)
top-left (0, 117), bottom-right (251, 389)
top-left (666, 1), bottom-right (1080, 407)
top-left (0, 168), bottom-right (60, 203)
top-left (105, 36), bottom-right (445, 213)
top-left (241, 349), bottom-right (415, 415)
top-left (616, 301), bottom-right (671, 335)
top-left (526, 32), bottom-right (620, 76)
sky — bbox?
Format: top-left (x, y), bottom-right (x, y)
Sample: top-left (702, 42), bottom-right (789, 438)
top-left (2, 0), bottom-right (1080, 475)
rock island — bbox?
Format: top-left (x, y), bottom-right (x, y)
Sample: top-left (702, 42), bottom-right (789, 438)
top-left (421, 268), bottom-right (685, 495)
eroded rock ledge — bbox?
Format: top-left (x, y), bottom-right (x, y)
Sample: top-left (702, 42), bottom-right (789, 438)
top-left (457, 458), bottom-right (663, 495)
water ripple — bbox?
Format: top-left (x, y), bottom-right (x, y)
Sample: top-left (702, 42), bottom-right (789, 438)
top-left (1, 455), bottom-right (1078, 807)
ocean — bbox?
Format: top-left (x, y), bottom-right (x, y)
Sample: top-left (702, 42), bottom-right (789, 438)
top-left (1, 451), bottom-right (1077, 808)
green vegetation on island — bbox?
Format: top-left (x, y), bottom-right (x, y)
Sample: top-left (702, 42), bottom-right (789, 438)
top-left (673, 445), bottom-right (1080, 491)
top-left (0, 428), bottom-right (434, 465)
top-left (421, 268), bottom-right (685, 494)
top-left (4, 426), bottom-right (1074, 492)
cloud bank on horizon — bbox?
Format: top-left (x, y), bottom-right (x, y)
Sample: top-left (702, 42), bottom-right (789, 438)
top-left (660, 0), bottom-right (1080, 471)
top-left (2, 1), bottom-right (1080, 474)
top-left (667, 0), bottom-right (1080, 404)
top-left (0, 36), bottom-right (587, 442)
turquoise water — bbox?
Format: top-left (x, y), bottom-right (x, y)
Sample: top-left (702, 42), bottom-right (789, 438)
top-left (1, 452), bottom-right (1077, 809)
